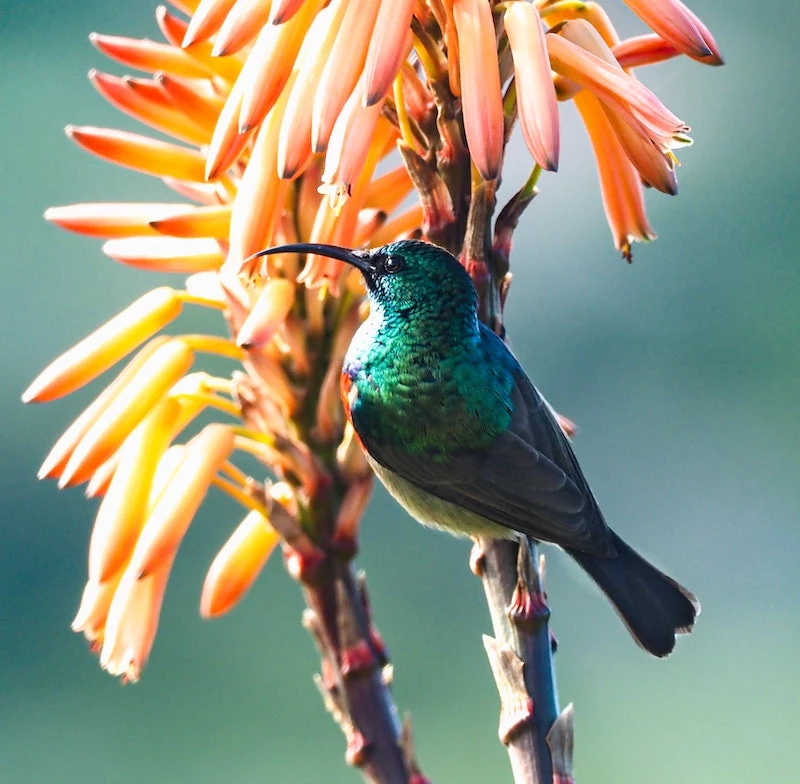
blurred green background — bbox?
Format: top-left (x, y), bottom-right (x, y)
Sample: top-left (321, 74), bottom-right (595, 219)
top-left (2, 1), bottom-right (798, 782)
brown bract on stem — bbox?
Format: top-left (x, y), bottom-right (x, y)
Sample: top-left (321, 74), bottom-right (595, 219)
top-left (28, 0), bottom-right (722, 781)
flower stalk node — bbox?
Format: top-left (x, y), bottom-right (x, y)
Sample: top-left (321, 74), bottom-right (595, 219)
top-left (344, 728), bottom-right (371, 769)
top-left (283, 543), bottom-right (325, 584)
top-left (469, 540), bottom-right (487, 577)
top-left (483, 635), bottom-right (536, 744)
top-left (328, 532), bottom-right (359, 562)
top-left (340, 639), bottom-right (378, 680)
top-left (547, 703), bottom-right (576, 784)
top-left (508, 581), bottom-right (551, 633)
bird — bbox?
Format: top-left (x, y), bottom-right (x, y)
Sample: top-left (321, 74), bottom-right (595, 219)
top-left (254, 239), bottom-right (699, 657)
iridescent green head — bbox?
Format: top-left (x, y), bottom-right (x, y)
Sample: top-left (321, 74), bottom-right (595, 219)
top-left (252, 239), bottom-right (477, 314)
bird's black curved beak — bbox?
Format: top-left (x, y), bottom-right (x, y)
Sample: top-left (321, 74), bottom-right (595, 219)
top-left (245, 243), bottom-right (372, 274)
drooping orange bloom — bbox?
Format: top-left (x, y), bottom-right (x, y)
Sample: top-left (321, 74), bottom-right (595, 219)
top-left (622, 0), bottom-right (723, 65)
top-left (453, 0), bottom-right (504, 181)
top-left (574, 91), bottom-right (656, 260)
top-left (505, 3), bottom-right (560, 172)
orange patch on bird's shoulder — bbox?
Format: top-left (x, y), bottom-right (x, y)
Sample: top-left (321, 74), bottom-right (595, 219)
top-left (340, 371), bottom-right (356, 425)
top-left (340, 371), bottom-right (366, 449)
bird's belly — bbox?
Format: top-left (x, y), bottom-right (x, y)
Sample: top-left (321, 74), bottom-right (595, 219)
top-left (368, 457), bottom-right (516, 540)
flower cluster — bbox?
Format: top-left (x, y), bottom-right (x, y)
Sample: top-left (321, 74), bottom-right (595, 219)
top-left (26, 0), bottom-right (720, 682)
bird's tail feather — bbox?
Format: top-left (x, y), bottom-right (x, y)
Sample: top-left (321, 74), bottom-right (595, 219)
top-left (569, 532), bottom-right (699, 657)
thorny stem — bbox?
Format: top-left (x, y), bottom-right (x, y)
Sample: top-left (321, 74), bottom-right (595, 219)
top-left (474, 539), bottom-right (570, 784)
top-left (301, 557), bottom-right (419, 784)
top-left (460, 168), bottom-right (574, 783)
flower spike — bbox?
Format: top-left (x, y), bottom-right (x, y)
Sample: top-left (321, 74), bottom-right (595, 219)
top-left (34, 0), bottom-right (721, 710)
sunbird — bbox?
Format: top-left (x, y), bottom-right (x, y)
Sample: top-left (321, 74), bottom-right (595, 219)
top-left (256, 239), bottom-right (698, 656)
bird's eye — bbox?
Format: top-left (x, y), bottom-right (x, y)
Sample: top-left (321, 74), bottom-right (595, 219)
top-left (383, 255), bottom-right (404, 274)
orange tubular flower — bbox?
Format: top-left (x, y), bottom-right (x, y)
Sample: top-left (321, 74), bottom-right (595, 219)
top-left (237, 0), bottom-right (323, 133)
top-left (102, 237), bottom-right (223, 274)
top-left (88, 398), bottom-right (181, 583)
top-left (277, 5), bottom-right (345, 180)
top-left (547, 26), bottom-right (688, 193)
top-left (505, 3), bottom-right (560, 172)
top-left (236, 278), bottom-right (296, 348)
top-left (59, 339), bottom-right (194, 487)
top-left (200, 509), bottom-right (281, 618)
top-left (613, 34), bottom-right (681, 69)
top-left (453, 0), bottom-right (504, 181)
top-left (622, 0), bottom-right (723, 65)
top-left (67, 126), bottom-right (209, 182)
top-left (312, 0), bottom-right (381, 152)
top-left (363, 0), bottom-right (415, 106)
top-left (99, 552), bottom-right (176, 682)
top-left (227, 72), bottom-right (294, 270)
top-left (574, 90), bottom-right (655, 261)
top-left (23, 288), bottom-right (183, 403)
top-left (212, 0), bottom-right (272, 56)
top-left (128, 424), bottom-right (235, 580)
top-left (321, 80), bottom-right (386, 211)
top-left (44, 202), bottom-right (191, 239)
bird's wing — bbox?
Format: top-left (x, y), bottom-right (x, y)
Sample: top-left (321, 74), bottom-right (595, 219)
top-left (355, 370), bottom-right (615, 556)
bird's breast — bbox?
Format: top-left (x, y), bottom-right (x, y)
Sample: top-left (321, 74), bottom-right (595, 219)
top-left (341, 319), bottom-right (517, 454)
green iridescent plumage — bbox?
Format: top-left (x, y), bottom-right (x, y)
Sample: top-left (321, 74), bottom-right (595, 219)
top-left (258, 239), bottom-right (699, 657)
top-left (343, 246), bottom-right (517, 456)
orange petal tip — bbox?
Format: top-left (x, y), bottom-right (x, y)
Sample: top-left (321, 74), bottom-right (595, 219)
top-left (57, 340), bottom-right (194, 488)
top-left (200, 510), bottom-right (280, 618)
top-left (236, 279), bottom-right (295, 349)
top-left (127, 424), bottom-right (234, 578)
top-left (453, 0), bottom-right (504, 181)
top-left (22, 288), bottom-right (183, 404)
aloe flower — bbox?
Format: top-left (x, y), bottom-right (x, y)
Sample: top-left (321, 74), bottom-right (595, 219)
top-left (27, 0), bottom-right (722, 780)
